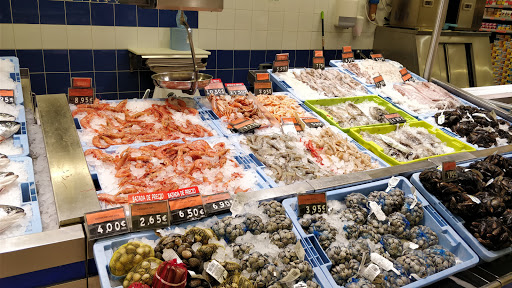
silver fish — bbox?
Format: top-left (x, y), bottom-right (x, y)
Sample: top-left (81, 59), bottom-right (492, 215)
top-left (0, 113), bottom-right (16, 121)
top-left (0, 154), bottom-right (9, 167)
top-left (0, 172), bottom-right (18, 192)
top-left (0, 204), bottom-right (25, 232)
top-left (0, 121), bottom-right (20, 142)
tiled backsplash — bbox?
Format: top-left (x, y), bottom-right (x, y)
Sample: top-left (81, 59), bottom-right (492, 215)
top-left (0, 0), bottom-right (388, 99)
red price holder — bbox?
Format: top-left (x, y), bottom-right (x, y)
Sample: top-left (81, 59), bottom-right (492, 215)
top-left (298, 193), bottom-right (327, 217)
top-left (373, 75), bottom-right (386, 88)
top-left (384, 113), bottom-right (406, 125)
top-left (204, 79), bottom-right (226, 96)
top-left (442, 161), bottom-right (458, 182)
top-left (342, 46), bottom-right (355, 63)
top-left (72, 77), bottom-right (92, 88)
top-left (202, 192), bottom-right (232, 215)
top-left (225, 83), bottom-right (248, 96)
top-left (130, 201), bottom-right (169, 231)
top-left (273, 53), bottom-right (290, 73)
top-left (84, 207), bottom-right (129, 240)
top-left (312, 50), bottom-right (325, 70)
top-left (68, 87), bottom-right (95, 105)
top-left (254, 73), bottom-right (273, 95)
top-left (0, 89), bottom-right (15, 105)
top-left (169, 195), bottom-right (206, 224)
top-left (399, 68), bottom-right (414, 82)
top-left (371, 54), bottom-right (385, 61)
top-left (128, 186), bottom-right (200, 203)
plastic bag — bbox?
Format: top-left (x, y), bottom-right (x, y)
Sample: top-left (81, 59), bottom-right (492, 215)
top-left (152, 259), bottom-right (188, 288)
top-left (110, 241), bottom-right (155, 277)
top-left (400, 197), bottom-right (424, 226)
top-left (123, 257), bottom-right (162, 288)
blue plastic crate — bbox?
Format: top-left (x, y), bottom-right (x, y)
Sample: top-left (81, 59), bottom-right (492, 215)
top-left (2, 156), bottom-right (42, 236)
top-left (93, 212), bottom-right (328, 288)
top-left (411, 158), bottom-right (512, 262)
top-left (283, 176), bottom-right (479, 288)
top-left (71, 98), bottom-right (222, 148)
top-left (268, 68), bottom-right (373, 102)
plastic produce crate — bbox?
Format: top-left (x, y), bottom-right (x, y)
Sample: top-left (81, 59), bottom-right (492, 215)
top-left (411, 157), bottom-right (512, 262)
top-left (71, 98), bottom-right (223, 149)
top-left (0, 57), bottom-right (23, 105)
top-left (304, 95), bottom-right (417, 132)
top-left (268, 68), bottom-right (373, 101)
top-left (0, 156), bottom-right (42, 237)
top-left (83, 137), bottom-right (276, 209)
top-left (93, 213), bottom-right (330, 288)
top-left (347, 121), bottom-right (476, 166)
top-left (283, 176), bottom-right (479, 288)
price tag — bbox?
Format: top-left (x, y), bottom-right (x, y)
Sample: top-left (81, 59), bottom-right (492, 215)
top-left (72, 77), bottom-right (92, 88)
top-left (84, 207), bottom-right (129, 240)
top-left (128, 186), bottom-right (199, 203)
top-left (342, 46), bottom-right (355, 63)
top-left (384, 113), bottom-right (406, 124)
top-left (298, 193), bottom-right (327, 216)
top-left (282, 117), bottom-right (303, 132)
top-left (254, 81), bottom-right (273, 95)
top-left (0, 90), bottom-right (15, 105)
top-left (204, 79), bottom-right (226, 96)
top-left (202, 192), bottom-right (232, 215)
top-left (301, 117), bottom-right (324, 128)
top-left (399, 68), bottom-right (408, 76)
top-left (442, 161), bottom-right (457, 182)
top-left (312, 56), bottom-right (325, 70)
top-left (273, 60), bottom-right (290, 73)
top-left (276, 53), bottom-right (289, 61)
top-left (130, 201), bottom-right (169, 231)
top-left (68, 88), bottom-right (95, 105)
top-left (256, 73), bottom-right (270, 81)
top-left (371, 54), bottom-right (385, 61)
top-left (225, 83), bottom-right (248, 96)
top-left (169, 195), bottom-right (206, 223)
top-left (228, 118), bottom-right (261, 133)
top-left (373, 75), bottom-right (386, 88)
top-left (400, 68), bottom-right (415, 82)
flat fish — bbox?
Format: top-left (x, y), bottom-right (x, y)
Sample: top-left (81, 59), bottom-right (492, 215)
top-left (0, 204), bottom-right (25, 233)
top-left (0, 121), bottom-right (20, 142)
top-left (0, 154), bottom-right (9, 167)
top-left (0, 172), bottom-right (18, 193)
top-left (0, 113), bottom-right (16, 121)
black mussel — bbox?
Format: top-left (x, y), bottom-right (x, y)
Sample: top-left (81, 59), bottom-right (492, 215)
top-left (469, 216), bottom-right (512, 250)
top-left (419, 168), bottom-right (442, 192)
top-left (453, 121), bottom-right (479, 137)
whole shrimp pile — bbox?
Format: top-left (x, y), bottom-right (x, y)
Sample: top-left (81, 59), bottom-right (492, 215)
top-left (244, 134), bottom-right (328, 185)
top-left (84, 139), bottom-right (254, 205)
top-left (304, 127), bottom-right (381, 175)
top-left (208, 94), bottom-right (270, 125)
top-left (72, 98), bottom-right (214, 149)
top-left (256, 94), bottom-right (308, 122)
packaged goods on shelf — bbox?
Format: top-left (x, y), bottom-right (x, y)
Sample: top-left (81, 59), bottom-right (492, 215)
top-left (94, 200), bottom-right (325, 288)
top-left (412, 154), bottom-right (512, 261)
top-left (491, 35), bottom-right (512, 84)
top-left (71, 98), bottom-right (219, 149)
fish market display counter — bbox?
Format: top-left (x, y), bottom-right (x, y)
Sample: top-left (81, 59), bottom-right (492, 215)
top-left (2, 55), bottom-right (512, 288)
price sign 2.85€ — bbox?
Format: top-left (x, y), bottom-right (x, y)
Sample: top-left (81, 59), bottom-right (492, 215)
top-left (130, 201), bottom-right (169, 231)
top-left (169, 195), bottom-right (206, 223)
top-left (298, 193), bottom-right (327, 217)
top-left (84, 207), bottom-right (129, 240)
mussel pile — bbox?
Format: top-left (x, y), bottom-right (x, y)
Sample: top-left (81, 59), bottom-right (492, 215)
top-left (109, 200), bottom-right (320, 288)
top-left (420, 154), bottom-right (512, 250)
top-left (434, 105), bottom-right (512, 148)
top-left (298, 187), bottom-right (456, 287)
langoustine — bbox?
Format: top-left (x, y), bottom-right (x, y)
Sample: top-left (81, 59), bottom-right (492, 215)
top-left (72, 98), bottom-right (214, 149)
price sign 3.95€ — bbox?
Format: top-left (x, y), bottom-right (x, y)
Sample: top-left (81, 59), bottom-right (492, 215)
top-left (298, 193), bottom-right (327, 217)
top-left (84, 207), bottom-right (129, 240)
top-left (169, 195), bottom-right (206, 224)
top-left (130, 201), bottom-right (169, 231)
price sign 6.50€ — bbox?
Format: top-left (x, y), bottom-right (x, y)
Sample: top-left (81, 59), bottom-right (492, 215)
top-left (169, 195), bottom-right (206, 224)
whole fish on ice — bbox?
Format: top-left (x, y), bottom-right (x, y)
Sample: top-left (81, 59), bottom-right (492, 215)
top-left (0, 172), bottom-right (18, 192)
top-left (0, 113), bottom-right (16, 121)
top-left (0, 204), bottom-right (25, 233)
top-left (0, 121), bottom-right (20, 142)
top-left (0, 154), bottom-right (9, 167)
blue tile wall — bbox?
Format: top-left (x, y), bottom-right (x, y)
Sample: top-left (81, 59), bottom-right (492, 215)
top-left (115, 4), bottom-right (136, 27)
top-left (0, 1), bottom-right (12, 23)
top-left (66, 1), bottom-right (91, 25)
top-left (11, 0), bottom-right (39, 24)
top-left (93, 50), bottom-right (117, 71)
top-left (39, 0), bottom-right (66, 25)
top-left (46, 73), bottom-right (70, 94)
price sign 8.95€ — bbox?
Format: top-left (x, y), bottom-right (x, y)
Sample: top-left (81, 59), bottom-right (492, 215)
top-left (84, 207), bottom-right (129, 240)
top-left (169, 195), bottom-right (206, 223)
top-left (130, 201), bottom-right (169, 231)
top-left (298, 193), bottom-right (327, 217)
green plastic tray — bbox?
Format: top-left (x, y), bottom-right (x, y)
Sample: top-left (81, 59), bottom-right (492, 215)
top-left (304, 95), bottom-right (417, 132)
top-left (347, 121), bottom-right (476, 166)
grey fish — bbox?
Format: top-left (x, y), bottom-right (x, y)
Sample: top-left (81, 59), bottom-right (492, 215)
top-left (369, 107), bottom-right (387, 122)
top-left (0, 204), bottom-right (25, 232)
top-left (0, 154), bottom-right (9, 167)
top-left (0, 121), bottom-right (20, 142)
top-left (0, 113), bottom-right (16, 121)
top-left (0, 172), bottom-right (18, 192)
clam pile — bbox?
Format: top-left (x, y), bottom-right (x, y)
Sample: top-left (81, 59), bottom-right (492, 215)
top-left (298, 187), bottom-right (456, 287)
top-left (420, 154), bottom-right (512, 250)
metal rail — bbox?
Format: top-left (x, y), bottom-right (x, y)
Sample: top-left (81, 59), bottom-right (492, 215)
top-left (423, 0), bottom-right (449, 80)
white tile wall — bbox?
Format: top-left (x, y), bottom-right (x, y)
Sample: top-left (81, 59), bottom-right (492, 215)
top-left (235, 10), bottom-right (252, 30)
top-left (216, 29), bottom-right (235, 50)
top-left (41, 25), bottom-right (68, 49)
top-left (67, 25), bottom-right (92, 49)
top-left (234, 30), bottom-right (252, 50)
top-left (0, 24), bottom-right (16, 50)
top-left (92, 26), bottom-right (116, 49)
top-left (115, 26), bottom-right (138, 49)
top-left (13, 24), bottom-right (42, 49)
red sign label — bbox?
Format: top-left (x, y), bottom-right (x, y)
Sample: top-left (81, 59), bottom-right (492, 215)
top-left (256, 73), bottom-right (270, 81)
top-left (128, 186), bottom-right (200, 203)
top-left (0, 90), bottom-right (14, 97)
top-left (442, 161), bottom-right (456, 171)
top-left (342, 52), bottom-right (354, 59)
top-left (343, 46), bottom-right (352, 53)
top-left (402, 73), bottom-right (412, 82)
top-left (399, 68), bottom-right (408, 76)
top-left (314, 50), bottom-right (324, 57)
top-left (72, 77), bottom-right (92, 88)
top-left (276, 53), bottom-right (289, 61)
top-left (85, 207), bottom-right (125, 225)
top-left (69, 88), bottom-right (94, 97)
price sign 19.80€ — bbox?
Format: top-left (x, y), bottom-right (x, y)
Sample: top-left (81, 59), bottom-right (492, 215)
top-left (84, 207), bottom-right (129, 240)
top-left (297, 193), bottom-right (327, 217)
top-left (169, 195), bottom-right (206, 223)
top-left (130, 201), bottom-right (169, 231)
